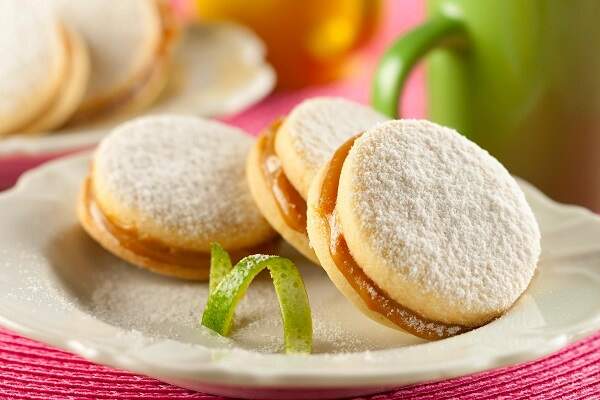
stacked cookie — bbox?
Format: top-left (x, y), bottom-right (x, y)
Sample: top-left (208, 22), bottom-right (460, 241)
top-left (0, 0), bottom-right (177, 137)
top-left (78, 98), bottom-right (540, 340)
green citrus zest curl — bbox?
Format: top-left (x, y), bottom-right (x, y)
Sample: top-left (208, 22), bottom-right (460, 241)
top-left (201, 243), bottom-right (312, 354)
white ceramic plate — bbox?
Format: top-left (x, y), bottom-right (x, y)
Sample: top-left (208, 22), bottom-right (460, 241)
top-left (1, 154), bottom-right (599, 400)
top-left (0, 23), bottom-right (274, 156)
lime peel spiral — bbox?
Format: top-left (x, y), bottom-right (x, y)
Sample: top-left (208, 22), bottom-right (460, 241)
top-left (201, 243), bottom-right (313, 354)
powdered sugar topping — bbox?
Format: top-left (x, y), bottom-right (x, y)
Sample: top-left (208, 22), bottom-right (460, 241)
top-left (94, 115), bottom-right (271, 249)
top-left (281, 97), bottom-right (387, 174)
top-left (0, 1), bottom-right (61, 117)
top-left (347, 120), bottom-right (541, 315)
top-left (51, 0), bottom-right (160, 100)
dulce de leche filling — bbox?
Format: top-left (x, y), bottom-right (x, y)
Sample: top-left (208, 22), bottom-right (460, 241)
top-left (258, 120), bottom-right (308, 233)
top-left (318, 136), bottom-right (471, 340)
top-left (83, 177), bottom-right (274, 269)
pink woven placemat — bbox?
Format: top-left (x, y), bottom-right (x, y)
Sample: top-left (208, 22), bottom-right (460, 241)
top-left (0, 327), bottom-right (599, 400)
top-left (1, 1), bottom-right (600, 398)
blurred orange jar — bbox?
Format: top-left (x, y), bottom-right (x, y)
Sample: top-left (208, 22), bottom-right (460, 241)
top-left (195, 0), bottom-right (381, 88)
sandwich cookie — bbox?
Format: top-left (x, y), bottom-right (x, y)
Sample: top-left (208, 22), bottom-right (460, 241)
top-left (53, 0), bottom-right (178, 124)
top-left (78, 115), bottom-right (277, 280)
top-left (0, 1), bottom-right (66, 136)
top-left (23, 25), bottom-right (90, 134)
top-left (246, 97), bottom-right (386, 263)
top-left (307, 120), bottom-right (541, 340)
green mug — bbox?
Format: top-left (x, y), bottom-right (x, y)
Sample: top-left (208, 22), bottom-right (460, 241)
top-left (373, 0), bottom-right (600, 210)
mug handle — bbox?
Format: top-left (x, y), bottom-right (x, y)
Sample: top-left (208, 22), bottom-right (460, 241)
top-left (371, 12), bottom-right (466, 118)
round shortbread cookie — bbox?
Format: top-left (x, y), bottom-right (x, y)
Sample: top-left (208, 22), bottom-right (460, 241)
top-left (0, 1), bottom-right (67, 136)
top-left (89, 115), bottom-right (276, 253)
top-left (23, 26), bottom-right (90, 134)
top-left (307, 119), bottom-right (541, 333)
top-left (79, 115), bottom-right (278, 280)
top-left (51, 0), bottom-right (163, 116)
top-left (275, 97), bottom-right (387, 199)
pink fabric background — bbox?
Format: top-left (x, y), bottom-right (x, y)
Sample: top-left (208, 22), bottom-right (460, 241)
top-left (0, 1), bottom-right (599, 398)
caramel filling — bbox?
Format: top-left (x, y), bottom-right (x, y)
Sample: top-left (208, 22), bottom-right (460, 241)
top-left (83, 178), bottom-right (275, 269)
top-left (258, 120), bottom-right (308, 233)
top-left (318, 136), bottom-right (471, 340)
top-left (70, 1), bottom-right (178, 125)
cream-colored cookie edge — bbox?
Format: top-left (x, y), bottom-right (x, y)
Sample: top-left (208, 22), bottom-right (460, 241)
top-left (246, 136), bottom-right (319, 264)
top-left (77, 183), bottom-right (211, 281)
top-left (274, 123), bottom-right (315, 199)
top-left (306, 162), bottom-right (401, 331)
top-left (23, 25), bottom-right (90, 134)
top-left (0, 22), bottom-right (67, 136)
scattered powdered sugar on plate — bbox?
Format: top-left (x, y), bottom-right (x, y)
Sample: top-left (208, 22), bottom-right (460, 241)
top-left (228, 276), bottom-right (383, 353)
top-left (65, 239), bottom-right (419, 354)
